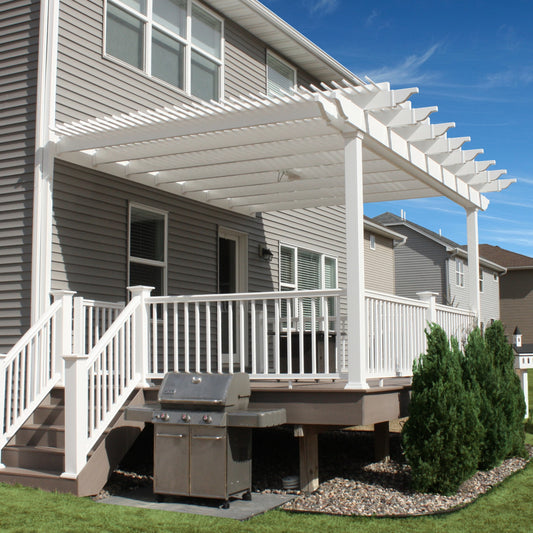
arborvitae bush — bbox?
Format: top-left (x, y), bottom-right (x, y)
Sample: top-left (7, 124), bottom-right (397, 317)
top-left (402, 324), bottom-right (482, 494)
top-left (485, 321), bottom-right (526, 460)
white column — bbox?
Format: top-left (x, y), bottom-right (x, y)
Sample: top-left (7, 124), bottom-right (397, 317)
top-left (521, 370), bottom-right (529, 419)
top-left (344, 131), bottom-right (367, 389)
top-left (128, 286), bottom-right (154, 387)
top-left (466, 208), bottom-right (481, 324)
top-left (61, 353), bottom-right (88, 478)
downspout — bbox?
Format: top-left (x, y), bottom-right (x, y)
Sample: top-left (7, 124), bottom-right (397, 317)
top-left (32, 0), bottom-right (60, 323)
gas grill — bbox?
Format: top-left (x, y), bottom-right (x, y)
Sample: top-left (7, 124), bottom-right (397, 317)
top-left (126, 373), bottom-right (286, 507)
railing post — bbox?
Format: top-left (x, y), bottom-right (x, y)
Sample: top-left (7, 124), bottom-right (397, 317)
top-left (73, 296), bottom-right (85, 357)
top-left (417, 292), bottom-right (438, 325)
top-left (50, 290), bottom-right (76, 384)
top-left (128, 286), bottom-right (154, 387)
top-left (61, 353), bottom-right (88, 478)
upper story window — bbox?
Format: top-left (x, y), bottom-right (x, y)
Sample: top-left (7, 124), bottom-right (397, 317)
top-left (266, 52), bottom-right (296, 97)
top-left (128, 204), bottom-right (167, 296)
top-left (369, 234), bottom-right (376, 250)
top-left (455, 258), bottom-right (465, 288)
top-left (479, 270), bottom-right (484, 293)
top-left (105, 0), bottom-right (223, 101)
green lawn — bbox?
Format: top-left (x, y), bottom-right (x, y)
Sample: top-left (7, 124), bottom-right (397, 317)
top-left (1, 385), bottom-right (531, 533)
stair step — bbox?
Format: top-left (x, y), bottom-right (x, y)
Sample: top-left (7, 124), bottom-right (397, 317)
top-left (27, 405), bottom-right (64, 426)
top-left (0, 466), bottom-right (76, 493)
top-left (40, 388), bottom-right (65, 407)
top-left (2, 445), bottom-right (64, 471)
top-left (13, 424), bottom-right (65, 448)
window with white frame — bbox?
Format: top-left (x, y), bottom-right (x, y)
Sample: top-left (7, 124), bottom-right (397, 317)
top-left (128, 204), bottom-right (167, 296)
top-left (369, 234), bottom-right (376, 250)
top-left (266, 52), bottom-right (296, 97)
top-left (105, 0), bottom-right (223, 101)
top-left (479, 270), bottom-right (484, 293)
top-left (455, 258), bottom-right (465, 288)
top-left (280, 245), bottom-right (337, 317)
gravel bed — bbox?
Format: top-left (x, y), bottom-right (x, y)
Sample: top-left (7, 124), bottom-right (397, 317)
top-left (100, 426), bottom-right (532, 517)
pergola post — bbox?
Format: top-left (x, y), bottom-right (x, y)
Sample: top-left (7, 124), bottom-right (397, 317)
top-left (466, 208), bottom-right (481, 324)
top-left (344, 131), bottom-right (367, 389)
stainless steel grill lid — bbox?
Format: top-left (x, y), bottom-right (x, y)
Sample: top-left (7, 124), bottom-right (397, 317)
top-left (157, 372), bottom-right (251, 410)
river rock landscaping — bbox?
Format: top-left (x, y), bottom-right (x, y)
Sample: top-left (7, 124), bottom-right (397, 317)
top-left (102, 427), bottom-right (532, 517)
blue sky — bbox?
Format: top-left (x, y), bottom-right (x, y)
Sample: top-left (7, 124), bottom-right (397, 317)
top-left (264, 0), bottom-right (533, 257)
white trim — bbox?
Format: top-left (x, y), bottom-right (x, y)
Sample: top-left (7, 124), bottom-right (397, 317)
top-left (128, 203), bottom-right (168, 296)
top-left (32, 0), bottom-right (60, 323)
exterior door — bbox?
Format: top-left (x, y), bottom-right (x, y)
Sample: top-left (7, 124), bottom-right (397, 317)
top-left (218, 228), bottom-right (248, 368)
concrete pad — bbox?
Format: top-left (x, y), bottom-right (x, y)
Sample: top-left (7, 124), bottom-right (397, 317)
top-left (97, 487), bottom-right (296, 520)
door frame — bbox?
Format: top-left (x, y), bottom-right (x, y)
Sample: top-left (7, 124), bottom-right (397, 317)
top-left (218, 227), bottom-right (248, 294)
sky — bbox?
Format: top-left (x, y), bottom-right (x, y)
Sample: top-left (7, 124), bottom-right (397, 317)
top-left (263, 0), bottom-right (533, 257)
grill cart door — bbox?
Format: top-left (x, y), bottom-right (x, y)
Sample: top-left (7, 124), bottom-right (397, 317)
top-left (154, 425), bottom-right (190, 496)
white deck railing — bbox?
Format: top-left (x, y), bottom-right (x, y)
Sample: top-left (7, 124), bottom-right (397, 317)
top-left (366, 290), bottom-right (428, 377)
top-left (146, 289), bottom-right (346, 380)
top-left (0, 295), bottom-right (71, 466)
top-left (435, 303), bottom-right (476, 346)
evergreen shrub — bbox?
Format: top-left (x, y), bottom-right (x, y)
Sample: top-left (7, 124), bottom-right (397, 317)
top-left (402, 324), bottom-right (482, 494)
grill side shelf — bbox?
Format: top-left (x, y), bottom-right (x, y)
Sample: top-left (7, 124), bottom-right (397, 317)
top-left (226, 408), bottom-right (286, 428)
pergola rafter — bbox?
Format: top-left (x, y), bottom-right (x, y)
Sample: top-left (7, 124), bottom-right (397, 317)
top-left (53, 80), bottom-right (512, 215)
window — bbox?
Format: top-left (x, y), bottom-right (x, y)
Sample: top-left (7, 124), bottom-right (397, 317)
top-left (280, 245), bottom-right (337, 317)
top-left (479, 270), bottom-right (484, 293)
top-left (369, 234), bottom-right (376, 250)
top-left (128, 204), bottom-right (167, 296)
top-left (105, 0), bottom-right (223, 101)
top-left (266, 52), bottom-right (296, 97)
top-left (455, 258), bottom-right (465, 288)
top-left (493, 273), bottom-right (498, 282)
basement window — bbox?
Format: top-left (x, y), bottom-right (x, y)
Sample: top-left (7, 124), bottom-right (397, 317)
top-left (128, 204), bottom-right (167, 296)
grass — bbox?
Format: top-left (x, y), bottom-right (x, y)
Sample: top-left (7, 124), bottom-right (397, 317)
top-left (1, 380), bottom-right (531, 532)
top-left (0, 430), bottom-right (531, 533)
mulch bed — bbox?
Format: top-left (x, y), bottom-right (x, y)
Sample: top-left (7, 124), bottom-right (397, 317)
top-left (99, 426), bottom-right (532, 517)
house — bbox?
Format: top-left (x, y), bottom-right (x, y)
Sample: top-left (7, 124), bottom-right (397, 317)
top-left (477, 245), bottom-right (533, 343)
top-left (373, 212), bottom-right (506, 329)
top-left (0, 0), bottom-right (513, 495)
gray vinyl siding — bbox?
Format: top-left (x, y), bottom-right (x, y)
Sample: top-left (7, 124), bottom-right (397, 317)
top-left (55, 0), bottom-right (319, 124)
top-left (388, 226), bottom-right (447, 304)
top-left (364, 231), bottom-right (395, 294)
top-left (447, 259), bottom-right (501, 325)
top-left (0, 0), bottom-right (39, 352)
top-left (499, 270), bottom-right (533, 344)
top-left (52, 162), bottom-right (395, 305)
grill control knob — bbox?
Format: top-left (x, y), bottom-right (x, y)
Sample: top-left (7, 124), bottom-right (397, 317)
top-left (202, 414), bottom-right (212, 424)
top-left (181, 413), bottom-right (190, 423)
top-left (160, 413), bottom-right (170, 421)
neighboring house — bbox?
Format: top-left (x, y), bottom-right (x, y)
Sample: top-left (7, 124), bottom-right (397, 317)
top-left (373, 212), bottom-right (506, 327)
top-left (0, 0), bottom-right (512, 495)
top-left (477, 245), bottom-right (533, 344)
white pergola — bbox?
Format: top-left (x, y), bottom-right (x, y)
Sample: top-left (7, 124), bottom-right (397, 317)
top-left (53, 81), bottom-right (512, 387)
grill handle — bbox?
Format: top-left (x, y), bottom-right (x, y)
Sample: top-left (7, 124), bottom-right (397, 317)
top-left (158, 433), bottom-right (186, 438)
top-left (192, 435), bottom-right (224, 440)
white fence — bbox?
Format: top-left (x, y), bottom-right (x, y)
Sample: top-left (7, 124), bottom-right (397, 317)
top-left (146, 289), bottom-right (346, 380)
top-left (435, 303), bottom-right (476, 346)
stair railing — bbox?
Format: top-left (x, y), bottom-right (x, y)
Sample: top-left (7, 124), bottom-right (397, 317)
top-left (0, 291), bottom-right (75, 467)
top-left (62, 286), bottom-right (152, 478)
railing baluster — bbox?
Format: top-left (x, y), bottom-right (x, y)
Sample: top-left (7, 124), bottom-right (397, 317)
top-left (262, 300), bottom-right (268, 375)
top-left (286, 297), bottom-right (292, 375)
top-left (173, 303), bottom-right (179, 373)
top-left (205, 303), bottom-right (211, 373)
top-left (311, 299), bottom-right (317, 375)
top-left (228, 302), bottom-right (234, 374)
top-left (274, 299), bottom-right (280, 375)
top-left (251, 301), bottom-right (257, 375)
top-left (151, 304), bottom-right (158, 374)
top-left (163, 303), bottom-right (169, 375)
top-left (239, 300), bottom-right (245, 373)
top-left (195, 302), bottom-right (201, 373)
top-left (323, 296), bottom-right (329, 375)
top-left (298, 298), bottom-right (304, 375)
top-left (184, 303), bottom-right (190, 373)
top-left (217, 301), bottom-right (222, 374)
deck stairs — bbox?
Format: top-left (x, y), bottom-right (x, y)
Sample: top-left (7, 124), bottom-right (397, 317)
top-left (0, 387), bottom-right (146, 496)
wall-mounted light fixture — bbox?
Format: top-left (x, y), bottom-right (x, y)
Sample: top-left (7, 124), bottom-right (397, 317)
top-left (258, 245), bottom-right (274, 262)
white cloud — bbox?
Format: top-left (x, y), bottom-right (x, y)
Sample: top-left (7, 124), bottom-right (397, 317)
top-left (306, 0), bottom-right (339, 15)
top-left (363, 44), bottom-right (441, 85)
top-left (485, 66), bottom-right (533, 88)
